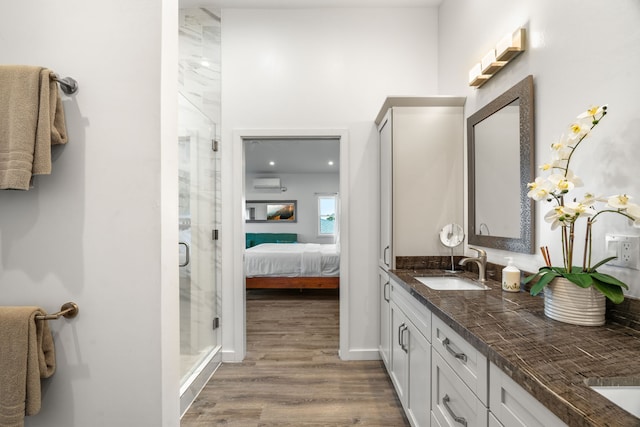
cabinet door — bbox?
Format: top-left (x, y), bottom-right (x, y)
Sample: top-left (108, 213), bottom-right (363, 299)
top-left (379, 269), bottom-right (391, 369)
top-left (406, 321), bottom-right (431, 427)
top-left (378, 110), bottom-right (393, 269)
top-left (390, 300), bottom-right (408, 405)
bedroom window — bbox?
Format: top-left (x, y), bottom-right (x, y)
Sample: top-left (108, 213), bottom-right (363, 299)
top-left (318, 195), bottom-right (337, 236)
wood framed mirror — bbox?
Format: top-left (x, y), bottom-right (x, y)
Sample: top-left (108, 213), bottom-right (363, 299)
top-left (467, 75), bottom-right (535, 253)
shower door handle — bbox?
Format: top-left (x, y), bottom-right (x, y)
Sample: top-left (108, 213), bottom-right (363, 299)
top-left (179, 242), bottom-right (190, 267)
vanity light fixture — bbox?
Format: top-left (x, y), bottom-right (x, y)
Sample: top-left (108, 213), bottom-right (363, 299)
top-left (469, 28), bottom-right (526, 88)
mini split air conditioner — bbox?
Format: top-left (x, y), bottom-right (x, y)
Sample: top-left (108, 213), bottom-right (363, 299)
top-left (253, 178), bottom-right (282, 190)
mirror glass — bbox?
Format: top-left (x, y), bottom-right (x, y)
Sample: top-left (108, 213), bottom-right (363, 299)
top-left (467, 75), bottom-right (535, 253)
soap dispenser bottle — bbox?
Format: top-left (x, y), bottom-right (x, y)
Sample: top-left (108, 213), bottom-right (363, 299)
top-left (502, 257), bottom-right (520, 292)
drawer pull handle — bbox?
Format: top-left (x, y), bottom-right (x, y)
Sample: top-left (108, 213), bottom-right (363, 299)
top-left (400, 325), bottom-right (408, 353)
top-left (443, 394), bottom-right (467, 427)
top-left (383, 281), bottom-right (390, 302)
top-left (384, 246), bottom-right (390, 267)
top-left (443, 337), bottom-right (467, 362)
top-left (398, 323), bottom-right (405, 348)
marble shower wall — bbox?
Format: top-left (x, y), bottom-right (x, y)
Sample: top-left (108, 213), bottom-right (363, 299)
top-left (179, 8), bottom-right (221, 124)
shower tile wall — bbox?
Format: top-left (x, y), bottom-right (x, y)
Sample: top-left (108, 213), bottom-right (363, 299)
top-left (179, 8), bottom-right (221, 123)
top-left (179, 6), bottom-right (221, 304)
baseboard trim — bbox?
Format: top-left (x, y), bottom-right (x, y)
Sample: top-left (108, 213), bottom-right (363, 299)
top-left (339, 348), bottom-right (381, 361)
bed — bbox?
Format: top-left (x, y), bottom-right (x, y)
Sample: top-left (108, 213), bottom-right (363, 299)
top-left (245, 233), bottom-right (340, 289)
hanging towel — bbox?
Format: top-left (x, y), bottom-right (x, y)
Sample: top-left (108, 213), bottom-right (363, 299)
top-left (0, 65), bottom-right (68, 190)
top-left (0, 307), bottom-right (56, 427)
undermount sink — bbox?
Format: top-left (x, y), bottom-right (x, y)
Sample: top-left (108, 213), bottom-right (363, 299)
top-left (587, 378), bottom-right (640, 418)
top-left (414, 276), bottom-right (489, 291)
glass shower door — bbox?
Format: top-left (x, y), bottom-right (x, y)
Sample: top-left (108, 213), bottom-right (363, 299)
top-left (178, 92), bottom-right (220, 393)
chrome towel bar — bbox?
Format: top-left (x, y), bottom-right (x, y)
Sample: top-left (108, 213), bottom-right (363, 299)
top-left (35, 302), bottom-right (79, 320)
top-left (51, 74), bottom-right (78, 95)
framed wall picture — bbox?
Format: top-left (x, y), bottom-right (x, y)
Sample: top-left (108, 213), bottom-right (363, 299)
top-left (246, 200), bottom-right (297, 223)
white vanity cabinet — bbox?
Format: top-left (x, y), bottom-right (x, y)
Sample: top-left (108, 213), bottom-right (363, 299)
top-left (389, 279), bottom-right (432, 427)
top-left (381, 279), bottom-right (570, 427)
top-left (376, 97), bottom-right (466, 270)
top-left (489, 362), bottom-right (566, 427)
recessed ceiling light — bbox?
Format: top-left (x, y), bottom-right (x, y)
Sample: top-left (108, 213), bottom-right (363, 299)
top-left (269, 161), bottom-right (275, 166)
top-left (328, 161), bottom-right (334, 166)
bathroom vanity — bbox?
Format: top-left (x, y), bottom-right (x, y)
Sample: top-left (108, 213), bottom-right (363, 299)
top-left (381, 269), bottom-right (640, 426)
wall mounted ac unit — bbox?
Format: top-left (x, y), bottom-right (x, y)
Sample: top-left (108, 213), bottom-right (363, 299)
top-left (253, 178), bottom-right (281, 190)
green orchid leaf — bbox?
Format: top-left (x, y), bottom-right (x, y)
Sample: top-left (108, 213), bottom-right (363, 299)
top-left (522, 267), bottom-right (553, 284)
top-left (591, 272), bottom-right (629, 290)
top-left (589, 256), bottom-right (618, 272)
top-left (592, 278), bottom-right (626, 304)
top-left (561, 273), bottom-right (593, 288)
top-left (522, 272), bottom-right (541, 284)
top-left (530, 271), bottom-right (559, 296)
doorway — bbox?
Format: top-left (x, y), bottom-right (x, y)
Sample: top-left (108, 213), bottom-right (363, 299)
top-left (231, 129), bottom-right (350, 361)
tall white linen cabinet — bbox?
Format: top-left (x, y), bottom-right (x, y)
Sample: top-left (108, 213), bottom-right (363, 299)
top-left (376, 97), bottom-right (466, 427)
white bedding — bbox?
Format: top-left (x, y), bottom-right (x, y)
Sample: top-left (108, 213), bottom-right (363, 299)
top-left (245, 243), bottom-right (340, 278)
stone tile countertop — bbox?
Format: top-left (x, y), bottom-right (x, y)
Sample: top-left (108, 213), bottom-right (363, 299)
top-left (389, 269), bottom-right (640, 427)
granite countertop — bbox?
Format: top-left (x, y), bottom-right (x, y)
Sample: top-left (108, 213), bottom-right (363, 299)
top-left (389, 268), bottom-right (640, 427)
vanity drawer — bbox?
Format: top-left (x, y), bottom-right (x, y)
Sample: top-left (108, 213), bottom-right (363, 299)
top-left (432, 315), bottom-right (488, 405)
top-left (432, 350), bottom-right (488, 427)
top-left (489, 363), bottom-right (566, 427)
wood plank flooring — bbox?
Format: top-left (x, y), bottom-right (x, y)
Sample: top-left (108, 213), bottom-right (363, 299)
top-left (181, 289), bottom-right (409, 426)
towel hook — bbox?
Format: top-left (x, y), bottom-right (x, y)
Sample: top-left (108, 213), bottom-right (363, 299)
top-left (35, 302), bottom-right (79, 321)
top-left (52, 74), bottom-right (79, 95)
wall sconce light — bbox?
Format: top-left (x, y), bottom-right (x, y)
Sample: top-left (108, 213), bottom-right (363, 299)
top-left (469, 28), bottom-right (526, 88)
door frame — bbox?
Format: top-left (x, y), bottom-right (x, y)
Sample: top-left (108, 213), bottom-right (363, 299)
top-left (229, 128), bottom-right (350, 361)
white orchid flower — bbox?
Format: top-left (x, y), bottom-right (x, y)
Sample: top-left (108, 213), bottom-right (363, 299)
top-left (567, 119), bottom-right (591, 141)
top-left (527, 177), bottom-right (553, 201)
top-left (626, 203), bottom-right (640, 227)
top-left (607, 194), bottom-right (632, 210)
top-left (550, 136), bottom-right (572, 161)
top-left (577, 105), bottom-right (608, 120)
top-left (564, 201), bottom-right (596, 219)
top-left (545, 206), bottom-right (573, 229)
top-left (579, 193), bottom-right (607, 206)
top-left (548, 171), bottom-right (582, 194)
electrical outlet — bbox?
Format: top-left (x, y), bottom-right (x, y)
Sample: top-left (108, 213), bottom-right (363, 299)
top-left (606, 234), bottom-right (640, 269)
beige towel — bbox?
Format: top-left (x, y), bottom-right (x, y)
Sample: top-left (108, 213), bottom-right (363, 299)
top-left (0, 307), bottom-right (56, 427)
top-left (0, 65), bottom-right (68, 190)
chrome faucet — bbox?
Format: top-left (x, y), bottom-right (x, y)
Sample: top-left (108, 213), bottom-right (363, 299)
top-left (459, 247), bottom-right (487, 282)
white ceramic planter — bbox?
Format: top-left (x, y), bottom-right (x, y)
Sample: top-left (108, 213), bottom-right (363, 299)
top-left (543, 277), bottom-right (606, 326)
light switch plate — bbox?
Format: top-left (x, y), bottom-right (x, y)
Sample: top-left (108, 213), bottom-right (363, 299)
top-left (606, 234), bottom-right (640, 269)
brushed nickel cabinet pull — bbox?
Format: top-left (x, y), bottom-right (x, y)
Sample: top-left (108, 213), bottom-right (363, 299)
top-left (443, 394), bottom-right (467, 426)
top-left (443, 337), bottom-right (467, 362)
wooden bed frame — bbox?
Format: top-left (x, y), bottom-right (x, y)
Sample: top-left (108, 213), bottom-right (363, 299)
top-left (245, 276), bottom-right (339, 289)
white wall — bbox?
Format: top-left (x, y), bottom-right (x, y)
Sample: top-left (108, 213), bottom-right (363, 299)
top-left (221, 7), bottom-right (439, 360)
top-left (0, 0), bottom-right (180, 426)
top-left (245, 172), bottom-right (339, 243)
top-left (438, 0), bottom-right (640, 298)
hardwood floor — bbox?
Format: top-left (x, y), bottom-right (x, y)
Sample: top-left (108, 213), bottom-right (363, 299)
top-left (181, 289), bottom-right (409, 426)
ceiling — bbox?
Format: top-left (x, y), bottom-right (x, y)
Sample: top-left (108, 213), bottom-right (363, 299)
top-left (180, 0), bottom-right (442, 10)
top-left (244, 138), bottom-right (340, 174)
